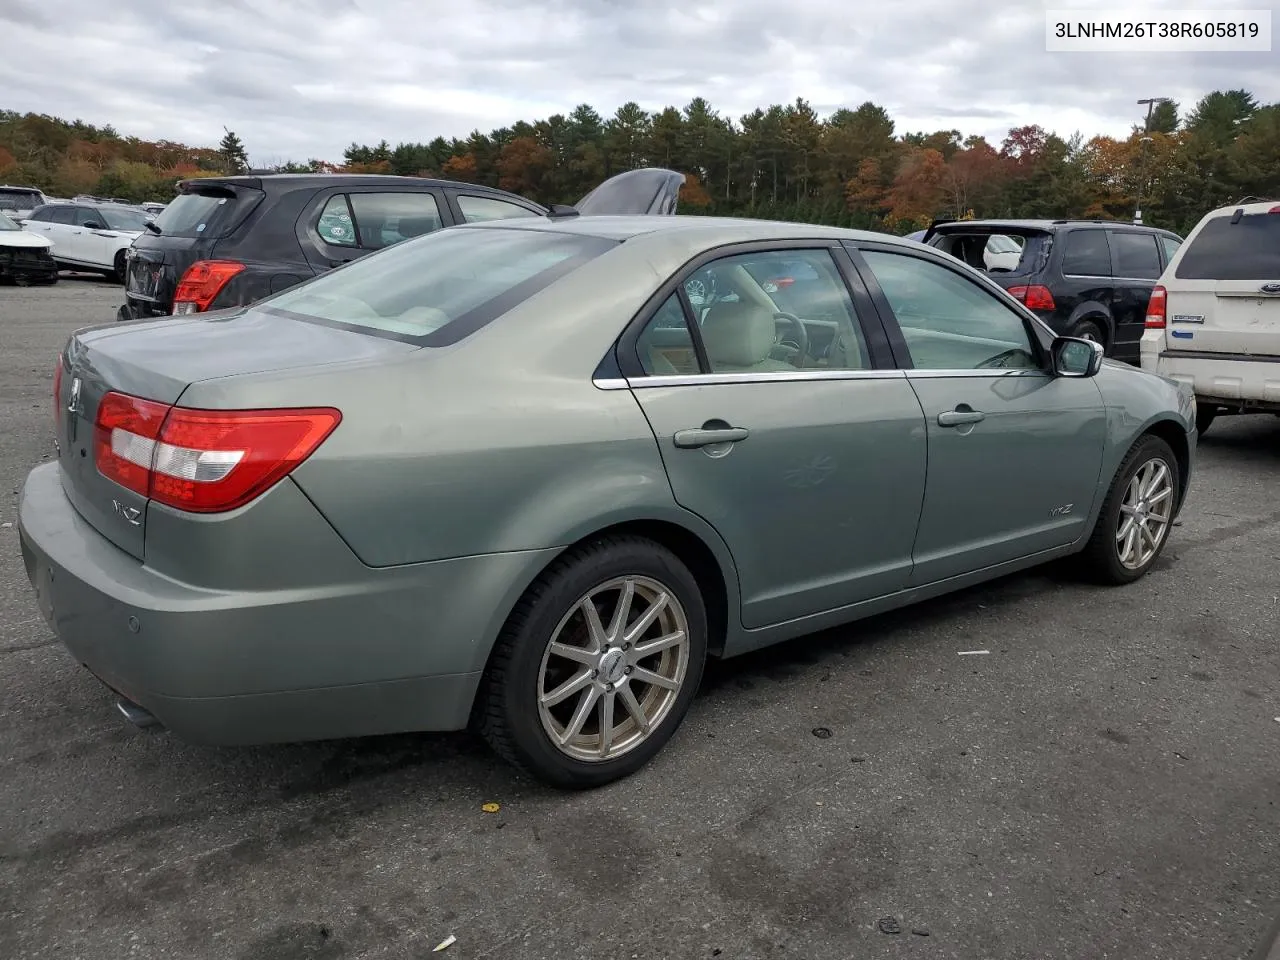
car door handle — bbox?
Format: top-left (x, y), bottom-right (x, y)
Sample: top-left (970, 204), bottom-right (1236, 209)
top-left (937, 408), bottom-right (985, 427)
top-left (673, 426), bottom-right (749, 448)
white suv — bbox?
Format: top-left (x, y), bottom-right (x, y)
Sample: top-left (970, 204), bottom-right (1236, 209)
top-left (1141, 199), bottom-right (1280, 434)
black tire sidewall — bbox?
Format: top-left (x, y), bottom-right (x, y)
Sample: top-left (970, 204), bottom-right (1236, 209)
top-left (497, 538), bottom-right (707, 788)
top-left (1093, 435), bottom-right (1180, 584)
top-left (1073, 319), bottom-right (1106, 349)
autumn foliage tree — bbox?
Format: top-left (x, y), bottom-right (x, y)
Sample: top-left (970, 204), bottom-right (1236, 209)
top-left (2, 88), bottom-right (1278, 230)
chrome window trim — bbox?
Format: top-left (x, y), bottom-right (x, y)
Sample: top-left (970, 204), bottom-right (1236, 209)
top-left (905, 368), bottom-right (1048, 379)
top-left (594, 369), bottom-right (906, 390)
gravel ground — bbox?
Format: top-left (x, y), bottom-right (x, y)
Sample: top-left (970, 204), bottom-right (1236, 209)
top-left (1, 278), bottom-right (1278, 960)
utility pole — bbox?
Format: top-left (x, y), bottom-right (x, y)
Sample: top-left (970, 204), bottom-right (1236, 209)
top-left (1134, 97), bottom-right (1171, 224)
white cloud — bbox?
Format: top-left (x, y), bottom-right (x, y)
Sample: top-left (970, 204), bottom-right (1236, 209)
top-left (0, 0), bottom-right (1275, 162)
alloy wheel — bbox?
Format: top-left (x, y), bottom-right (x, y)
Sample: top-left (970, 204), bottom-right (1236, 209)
top-left (1116, 457), bottom-right (1174, 569)
top-left (536, 575), bottom-right (690, 762)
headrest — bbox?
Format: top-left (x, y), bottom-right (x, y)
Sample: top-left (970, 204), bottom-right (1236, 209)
top-left (701, 300), bottom-right (776, 368)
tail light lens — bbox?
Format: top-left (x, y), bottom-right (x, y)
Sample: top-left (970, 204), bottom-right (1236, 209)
top-left (1145, 285), bottom-right (1167, 329)
top-left (172, 260), bottom-right (245, 315)
top-left (94, 391), bottom-right (341, 513)
top-left (1007, 284), bottom-right (1056, 311)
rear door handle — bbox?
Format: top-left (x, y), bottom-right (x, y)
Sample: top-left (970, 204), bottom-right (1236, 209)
top-left (937, 408), bottom-right (985, 427)
top-left (673, 426), bottom-right (749, 448)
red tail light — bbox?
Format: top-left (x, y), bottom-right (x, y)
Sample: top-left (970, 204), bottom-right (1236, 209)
top-left (53, 354), bottom-right (63, 428)
top-left (94, 391), bottom-right (341, 513)
top-left (1145, 285), bottom-right (1167, 329)
top-left (1007, 284), bottom-right (1056, 311)
top-left (172, 260), bottom-right (246, 314)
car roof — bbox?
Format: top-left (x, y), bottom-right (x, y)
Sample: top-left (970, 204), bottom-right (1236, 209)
top-left (182, 173), bottom-right (529, 196)
top-left (933, 218), bottom-right (1178, 235)
top-left (1197, 199), bottom-right (1280, 217)
top-left (452, 214), bottom-right (921, 247)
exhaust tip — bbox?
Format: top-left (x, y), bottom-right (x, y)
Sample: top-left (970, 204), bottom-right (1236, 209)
top-left (116, 696), bottom-right (163, 731)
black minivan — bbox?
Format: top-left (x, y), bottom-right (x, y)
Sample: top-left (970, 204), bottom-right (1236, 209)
top-left (120, 168), bottom-right (684, 321)
top-left (922, 218), bottom-right (1184, 365)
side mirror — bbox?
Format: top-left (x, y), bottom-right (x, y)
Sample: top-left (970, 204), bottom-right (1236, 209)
top-left (82, 220), bottom-right (102, 230)
top-left (1051, 336), bottom-right (1104, 378)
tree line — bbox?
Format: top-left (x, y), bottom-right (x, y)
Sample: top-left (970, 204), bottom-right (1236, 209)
top-left (2, 89), bottom-right (1276, 235)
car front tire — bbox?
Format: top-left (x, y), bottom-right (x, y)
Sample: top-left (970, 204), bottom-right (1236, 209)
top-left (1078, 433), bottom-right (1180, 585)
top-left (474, 535), bottom-right (708, 789)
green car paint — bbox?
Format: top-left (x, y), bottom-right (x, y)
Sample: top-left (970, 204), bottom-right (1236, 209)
top-left (19, 214), bottom-right (1196, 759)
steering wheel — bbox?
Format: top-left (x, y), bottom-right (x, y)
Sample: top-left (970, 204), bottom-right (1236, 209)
top-left (772, 311), bottom-right (809, 360)
top-left (977, 348), bottom-right (1035, 369)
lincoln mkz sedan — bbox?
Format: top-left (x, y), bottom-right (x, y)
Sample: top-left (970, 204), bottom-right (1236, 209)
top-left (19, 214), bottom-right (1198, 787)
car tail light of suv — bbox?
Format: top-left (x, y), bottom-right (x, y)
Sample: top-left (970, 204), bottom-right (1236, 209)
top-left (94, 390), bottom-right (341, 513)
top-left (1007, 284), bottom-right (1056, 311)
top-left (172, 260), bottom-right (246, 314)
top-left (1145, 285), bottom-right (1167, 329)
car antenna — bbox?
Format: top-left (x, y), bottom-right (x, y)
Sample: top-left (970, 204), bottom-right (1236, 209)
top-left (545, 204), bottom-right (580, 219)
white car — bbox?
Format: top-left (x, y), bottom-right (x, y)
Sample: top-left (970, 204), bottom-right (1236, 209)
top-left (20, 200), bottom-right (150, 282)
top-left (0, 210), bottom-right (58, 284)
top-left (983, 233), bottom-right (1024, 272)
top-left (1140, 199), bottom-right (1280, 434)
top-left (0, 184), bottom-right (48, 221)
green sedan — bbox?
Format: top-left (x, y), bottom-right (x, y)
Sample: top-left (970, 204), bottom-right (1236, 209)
top-left (19, 214), bottom-right (1197, 788)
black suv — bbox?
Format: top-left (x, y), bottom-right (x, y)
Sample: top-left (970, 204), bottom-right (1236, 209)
top-left (120, 169), bottom-right (684, 320)
top-left (921, 219), bottom-right (1184, 364)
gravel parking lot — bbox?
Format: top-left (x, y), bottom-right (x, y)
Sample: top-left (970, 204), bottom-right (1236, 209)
top-left (2, 278), bottom-right (1278, 960)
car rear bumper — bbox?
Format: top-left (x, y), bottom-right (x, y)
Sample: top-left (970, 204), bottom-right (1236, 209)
top-left (1146, 342), bottom-right (1280, 411)
top-left (17, 462), bottom-right (557, 745)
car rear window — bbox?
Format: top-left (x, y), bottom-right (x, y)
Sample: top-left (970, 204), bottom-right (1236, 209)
top-left (259, 226), bottom-right (616, 346)
top-left (928, 230), bottom-right (1046, 277)
top-left (153, 186), bottom-right (264, 239)
top-left (0, 188), bottom-right (42, 210)
top-left (1175, 210), bottom-right (1280, 281)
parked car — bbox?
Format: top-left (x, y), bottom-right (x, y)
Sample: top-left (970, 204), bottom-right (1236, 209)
top-left (140, 201), bottom-right (167, 216)
top-left (20, 215), bottom-right (1197, 788)
top-left (922, 218), bottom-right (1184, 364)
top-left (0, 210), bottom-right (58, 284)
top-left (0, 184), bottom-right (48, 220)
top-left (1140, 199), bottom-right (1280, 434)
top-left (22, 200), bottom-right (150, 281)
top-left (118, 168), bottom-right (684, 321)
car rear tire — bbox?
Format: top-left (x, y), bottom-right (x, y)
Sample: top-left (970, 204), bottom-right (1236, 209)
top-left (108, 251), bottom-right (126, 285)
top-left (474, 535), bottom-right (708, 788)
top-left (1077, 433), bottom-right (1180, 585)
top-left (1071, 319), bottom-right (1107, 353)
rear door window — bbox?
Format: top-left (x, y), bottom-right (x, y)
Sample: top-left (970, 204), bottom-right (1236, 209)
top-left (1060, 230), bottom-right (1112, 277)
top-left (49, 206), bottom-right (75, 225)
top-left (1175, 211), bottom-right (1280, 280)
top-left (347, 192), bottom-right (443, 250)
top-left (1159, 236), bottom-right (1181, 265)
top-left (316, 195), bottom-right (357, 247)
top-left (1109, 231), bottom-right (1162, 279)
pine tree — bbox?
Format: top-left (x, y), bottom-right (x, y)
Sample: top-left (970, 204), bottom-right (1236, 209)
top-left (218, 127), bottom-right (250, 174)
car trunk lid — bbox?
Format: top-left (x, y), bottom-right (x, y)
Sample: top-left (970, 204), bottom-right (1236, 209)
top-left (1165, 207), bottom-right (1280, 355)
top-left (55, 308), bottom-right (415, 560)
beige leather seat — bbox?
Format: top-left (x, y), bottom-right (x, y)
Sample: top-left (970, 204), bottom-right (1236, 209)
top-left (700, 299), bottom-right (795, 373)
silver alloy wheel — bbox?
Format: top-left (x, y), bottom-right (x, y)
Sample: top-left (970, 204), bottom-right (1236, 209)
top-left (1116, 456), bottom-right (1174, 570)
top-left (536, 575), bottom-right (690, 762)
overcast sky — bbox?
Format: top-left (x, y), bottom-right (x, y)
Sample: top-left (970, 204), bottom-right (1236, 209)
top-left (1, 0), bottom-right (1276, 164)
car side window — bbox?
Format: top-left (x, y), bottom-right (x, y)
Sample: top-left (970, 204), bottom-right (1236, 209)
top-left (348, 192), bottom-right (442, 251)
top-left (636, 294), bottom-right (700, 375)
top-left (74, 208), bottom-right (99, 227)
top-left (316, 195), bottom-right (357, 248)
top-left (1159, 236), bottom-right (1181, 265)
top-left (1061, 230), bottom-right (1112, 277)
top-left (26, 207), bottom-right (50, 222)
top-left (1110, 231), bottom-right (1162, 279)
top-left (456, 194), bottom-right (540, 223)
top-left (860, 249), bottom-right (1039, 371)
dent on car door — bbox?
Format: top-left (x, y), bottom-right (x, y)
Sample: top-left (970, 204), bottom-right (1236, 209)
top-left (850, 244), bottom-right (1108, 585)
top-left (620, 244), bottom-right (927, 631)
